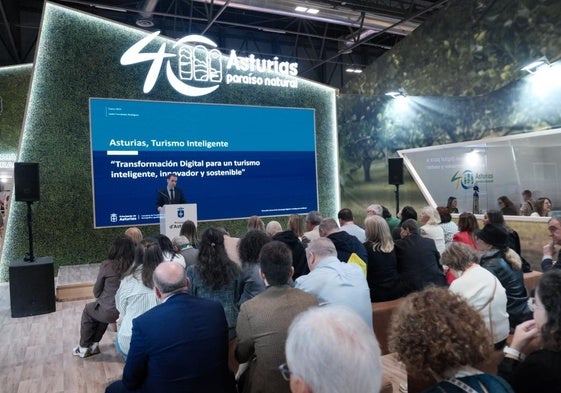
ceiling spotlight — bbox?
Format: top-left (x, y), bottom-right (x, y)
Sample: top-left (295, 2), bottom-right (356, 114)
top-left (521, 56), bottom-right (551, 74)
top-left (295, 6), bottom-right (319, 14)
top-left (385, 88), bottom-right (408, 99)
top-left (345, 67), bottom-right (363, 73)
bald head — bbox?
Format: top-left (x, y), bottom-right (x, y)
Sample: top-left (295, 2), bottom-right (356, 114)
top-left (265, 220), bottom-right (283, 237)
top-left (153, 262), bottom-right (188, 298)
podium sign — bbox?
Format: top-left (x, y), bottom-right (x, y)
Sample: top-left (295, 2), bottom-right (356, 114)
top-left (160, 204), bottom-right (197, 240)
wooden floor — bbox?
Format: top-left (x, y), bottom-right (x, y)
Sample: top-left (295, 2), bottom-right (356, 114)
top-left (0, 277), bottom-right (406, 393)
top-left (0, 283), bottom-right (124, 393)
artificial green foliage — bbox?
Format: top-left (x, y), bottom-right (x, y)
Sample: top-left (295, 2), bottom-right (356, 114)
top-left (0, 4), bottom-right (337, 281)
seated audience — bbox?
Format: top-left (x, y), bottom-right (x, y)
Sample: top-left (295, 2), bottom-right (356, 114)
top-left (498, 270), bottom-right (561, 393)
top-left (301, 211), bottom-right (322, 248)
top-left (238, 229), bottom-right (271, 305)
top-left (106, 261), bottom-right (233, 393)
top-left (295, 237), bottom-right (372, 328)
top-left (442, 242), bottom-right (509, 348)
top-left (392, 205), bottom-right (417, 240)
top-left (247, 215), bottom-right (265, 232)
top-left (115, 239), bottom-right (162, 359)
top-left (318, 217), bottom-right (368, 264)
top-left (179, 219), bottom-right (198, 247)
top-left (73, 235), bottom-right (135, 358)
top-left (284, 305), bottom-right (382, 393)
top-left (124, 227), bottom-right (143, 245)
top-left (235, 241), bottom-right (318, 393)
top-left (446, 196), bottom-right (459, 213)
top-left (437, 206), bottom-right (458, 246)
top-left (363, 215), bottom-right (403, 302)
top-left (337, 207), bottom-right (366, 242)
top-left (187, 227), bottom-right (243, 340)
top-left (531, 196), bottom-right (552, 217)
top-left (453, 212), bottom-right (479, 249)
top-left (286, 214), bottom-right (304, 240)
top-left (172, 235), bottom-right (198, 266)
top-left (266, 220), bottom-right (308, 279)
top-left (542, 215), bottom-right (561, 272)
top-left (389, 287), bottom-right (513, 392)
top-left (419, 205), bottom-right (446, 254)
top-left (155, 233), bottom-right (186, 267)
top-left (382, 205), bottom-right (401, 232)
top-left (477, 224), bottom-right (532, 329)
top-left (498, 195), bottom-right (519, 216)
top-left (394, 219), bottom-right (446, 295)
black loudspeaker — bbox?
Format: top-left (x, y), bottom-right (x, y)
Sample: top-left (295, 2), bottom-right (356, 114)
top-left (14, 162), bottom-right (40, 202)
top-left (9, 257), bottom-right (56, 317)
top-left (388, 158), bottom-right (404, 185)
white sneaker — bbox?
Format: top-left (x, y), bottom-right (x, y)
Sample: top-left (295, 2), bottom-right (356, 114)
top-left (72, 346), bottom-right (92, 358)
top-left (89, 342), bottom-right (100, 355)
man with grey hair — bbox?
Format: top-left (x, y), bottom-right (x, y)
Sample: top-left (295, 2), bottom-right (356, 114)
top-left (106, 262), bottom-right (233, 393)
top-left (283, 305), bottom-right (382, 393)
top-left (295, 237), bottom-right (372, 328)
top-left (172, 235), bottom-right (198, 267)
top-left (319, 218), bottom-right (367, 264)
top-left (366, 203), bottom-right (383, 216)
top-left (301, 211), bottom-right (322, 248)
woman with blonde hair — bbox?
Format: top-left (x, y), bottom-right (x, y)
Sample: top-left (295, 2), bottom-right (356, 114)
top-left (364, 215), bottom-right (402, 302)
top-left (286, 214), bottom-right (304, 239)
top-left (389, 287), bottom-right (514, 392)
top-left (420, 205), bottom-right (445, 254)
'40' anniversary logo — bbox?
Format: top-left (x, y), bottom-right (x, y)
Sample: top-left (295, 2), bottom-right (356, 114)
top-left (121, 32), bottom-right (223, 97)
top-left (451, 170), bottom-right (476, 189)
top-left (121, 32), bottom-right (299, 97)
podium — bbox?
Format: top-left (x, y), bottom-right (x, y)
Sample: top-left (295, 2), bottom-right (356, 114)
top-left (160, 203), bottom-right (197, 240)
top-left (9, 256), bottom-right (56, 317)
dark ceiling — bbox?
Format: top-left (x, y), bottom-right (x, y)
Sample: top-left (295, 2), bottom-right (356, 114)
top-left (0, 0), bottom-right (447, 88)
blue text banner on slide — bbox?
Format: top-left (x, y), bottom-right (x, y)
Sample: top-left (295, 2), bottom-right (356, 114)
top-left (90, 98), bottom-right (318, 228)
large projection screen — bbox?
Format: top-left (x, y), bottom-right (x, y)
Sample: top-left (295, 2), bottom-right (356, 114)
top-left (90, 98), bottom-right (318, 228)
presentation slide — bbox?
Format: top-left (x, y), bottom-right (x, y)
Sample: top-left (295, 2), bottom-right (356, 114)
top-left (89, 98), bottom-right (318, 228)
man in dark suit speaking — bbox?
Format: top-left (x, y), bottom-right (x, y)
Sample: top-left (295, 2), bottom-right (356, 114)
top-left (156, 173), bottom-right (186, 212)
top-left (105, 261), bottom-right (233, 393)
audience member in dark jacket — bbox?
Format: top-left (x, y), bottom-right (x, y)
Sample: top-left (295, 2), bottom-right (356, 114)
top-left (319, 218), bottom-right (367, 263)
top-left (266, 220), bottom-right (309, 279)
top-left (476, 223), bottom-right (532, 329)
top-left (394, 219), bottom-right (446, 295)
top-left (363, 215), bottom-right (403, 302)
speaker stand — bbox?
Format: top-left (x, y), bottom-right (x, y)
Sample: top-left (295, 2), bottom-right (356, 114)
top-left (24, 201), bottom-right (35, 262)
top-left (394, 184), bottom-right (400, 216)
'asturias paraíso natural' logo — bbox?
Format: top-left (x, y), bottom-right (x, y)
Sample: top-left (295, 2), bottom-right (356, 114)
top-left (451, 170), bottom-right (493, 189)
top-left (121, 31), bottom-right (298, 97)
